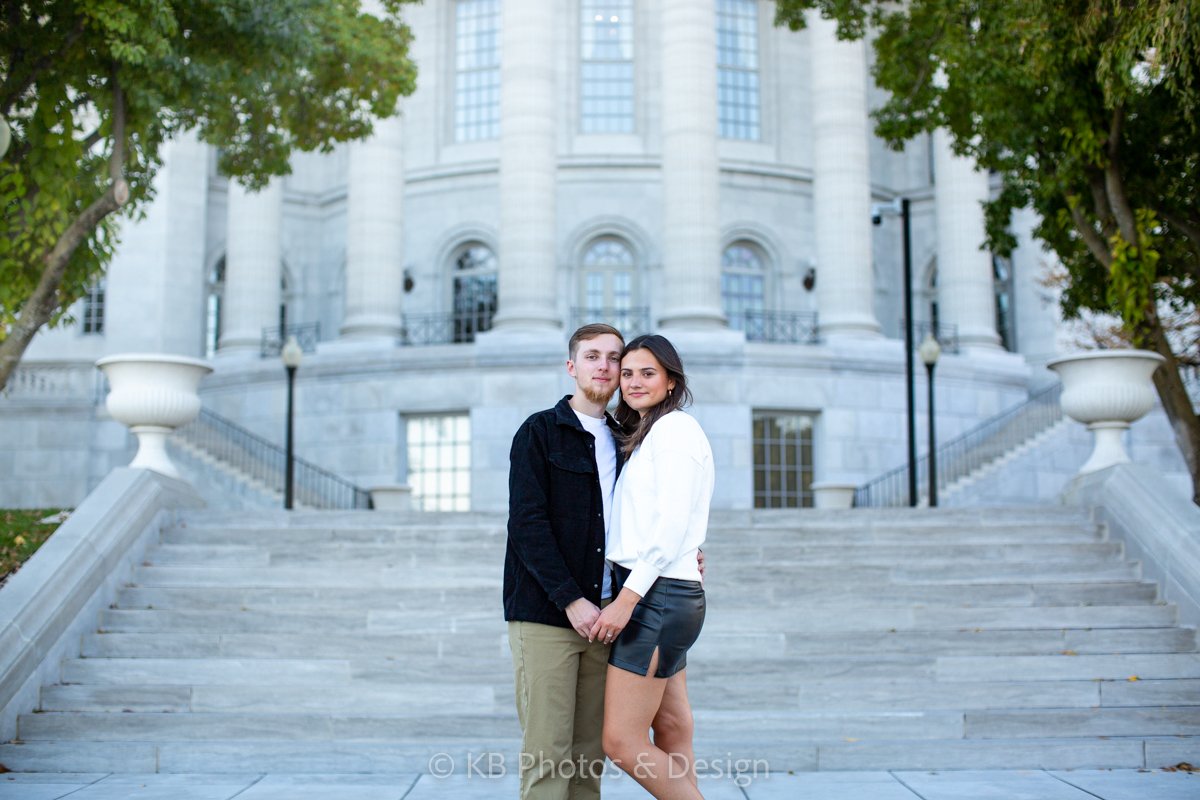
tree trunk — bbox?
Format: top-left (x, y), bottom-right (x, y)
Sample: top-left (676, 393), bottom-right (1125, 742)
top-left (0, 184), bottom-right (123, 393)
top-left (0, 73), bottom-right (127, 394)
top-left (1142, 311), bottom-right (1200, 505)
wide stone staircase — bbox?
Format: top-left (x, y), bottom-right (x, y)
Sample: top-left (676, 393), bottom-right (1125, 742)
top-left (2, 507), bottom-right (1198, 773)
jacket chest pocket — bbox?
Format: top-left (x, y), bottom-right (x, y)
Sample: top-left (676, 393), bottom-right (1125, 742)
top-left (549, 452), bottom-right (597, 519)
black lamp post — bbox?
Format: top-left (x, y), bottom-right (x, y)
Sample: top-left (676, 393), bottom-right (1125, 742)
top-left (918, 332), bottom-right (942, 507)
top-left (281, 335), bottom-right (302, 510)
top-left (872, 197), bottom-right (918, 507)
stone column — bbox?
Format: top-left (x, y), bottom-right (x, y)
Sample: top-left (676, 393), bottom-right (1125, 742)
top-left (492, 0), bottom-right (559, 331)
top-left (340, 116), bottom-right (405, 340)
top-left (658, 0), bottom-right (724, 329)
top-left (933, 128), bottom-right (1002, 350)
top-left (219, 179), bottom-right (282, 353)
top-left (810, 13), bottom-right (881, 338)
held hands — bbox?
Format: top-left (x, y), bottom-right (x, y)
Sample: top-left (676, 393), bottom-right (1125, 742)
top-left (587, 588), bottom-right (640, 644)
top-left (565, 597), bottom-right (601, 639)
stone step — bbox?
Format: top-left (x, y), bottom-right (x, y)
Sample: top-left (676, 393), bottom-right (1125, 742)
top-left (779, 678), bottom-right (1199, 711)
top-left (125, 562), bottom-right (1140, 593)
top-left (966, 707), bottom-right (1200, 738)
top-left (115, 585), bottom-right (500, 611)
top-left (704, 541), bottom-right (1125, 566)
top-left (38, 683), bottom-right (501, 714)
top-left (710, 562), bottom-right (1142, 585)
top-left (96, 604), bottom-right (1178, 638)
top-left (144, 540), bottom-right (1125, 567)
top-left (762, 627), bottom-right (1194, 657)
top-left (163, 523), bottom-right (1104, 548)
top-left (810, 736), bottom-right (1193, 771)
top-left (50, 675), bottom-right (1189, 717)
top-left (113, 581), bottom-right (1163, 611)
top-left (4, 735), bottom-right (1192, 774)
top-left (16, 709), bottom-right (967, 744)
top-left (935, 653), bottom-right (1200, 682)
top-left (77, 622), bottom-right (1196, 667)
top-left (130, 565), bottom-right (502, 590)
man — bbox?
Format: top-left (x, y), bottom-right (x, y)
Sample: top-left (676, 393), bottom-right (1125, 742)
top-left (504, 323), bottom-right (625, 800)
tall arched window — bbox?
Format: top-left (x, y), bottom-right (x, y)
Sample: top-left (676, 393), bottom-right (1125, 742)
top-left (580, 237), bottom-right (636, 331)
top-left (453, 243), bottom-right (498, 342)
top-left (722, 242), bottom-right (767, 338)
top-left (455, 0), bottom-right (501, 142)
top-left (717, 0), bottom-right (761, 140)
top-left (205, 258), bottom-right (225, 357)
top-left (580, 0), bottom-right (635, 133)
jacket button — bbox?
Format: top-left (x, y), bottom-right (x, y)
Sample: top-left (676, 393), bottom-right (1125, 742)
top-left (593, 584), bottom-right (599, 588)
top-left (596, 548), bottom-right (602, 553)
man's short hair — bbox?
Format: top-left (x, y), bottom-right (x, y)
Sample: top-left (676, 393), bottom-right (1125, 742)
top-left (569, 323), bottom-right (624, 359)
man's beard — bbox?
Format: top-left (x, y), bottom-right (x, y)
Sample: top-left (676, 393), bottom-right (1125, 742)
top-left (581, 382), bottom-right (618, 406)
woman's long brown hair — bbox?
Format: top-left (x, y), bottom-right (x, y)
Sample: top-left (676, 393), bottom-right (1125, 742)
top-left (614, 334), bottom-right (693, 458)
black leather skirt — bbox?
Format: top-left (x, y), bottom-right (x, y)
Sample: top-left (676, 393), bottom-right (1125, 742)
top-left (609, 563), bottom-right (706, 678)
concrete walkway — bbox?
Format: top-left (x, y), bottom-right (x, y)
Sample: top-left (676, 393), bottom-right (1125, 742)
top-left (2, 769), bottom-right (1197, 799)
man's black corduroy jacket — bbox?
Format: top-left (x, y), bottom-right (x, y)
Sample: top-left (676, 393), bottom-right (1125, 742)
top-left (503, 395), bottom-right (625, 628)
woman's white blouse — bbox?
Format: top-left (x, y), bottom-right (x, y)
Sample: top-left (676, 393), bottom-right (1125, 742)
top-left (608, 410), bottom-right (714, 598)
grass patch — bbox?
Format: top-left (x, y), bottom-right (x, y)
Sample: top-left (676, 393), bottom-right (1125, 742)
top-left (1, 509), bottom-right (65, 583)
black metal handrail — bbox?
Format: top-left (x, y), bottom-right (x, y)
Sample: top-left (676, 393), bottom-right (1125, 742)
top-left (176, 408), bottom-right (372, 509)
top-left (737, 310), bottom-right (820, 344)
top-left (261, 323), bottom-right (321, 358)
top-left (855, 382), bottom-right (1064, 507)
top-left (568, 307), bottom-right (652, 337)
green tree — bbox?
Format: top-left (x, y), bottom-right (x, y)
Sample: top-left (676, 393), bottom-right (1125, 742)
top-left (776, 0), bottom-right (1200, 503)
top-left (0, 0), bottom-right (418, 390)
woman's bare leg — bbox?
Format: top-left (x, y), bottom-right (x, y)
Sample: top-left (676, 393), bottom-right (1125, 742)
top-left (602, 650), bottom-right (704, 800)
top-left (652, 669), bottom-right (697, 788)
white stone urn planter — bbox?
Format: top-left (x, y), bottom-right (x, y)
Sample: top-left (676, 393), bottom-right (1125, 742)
top-left (1047, 349), bottom-right (1165, 475)
top-left (96, 354), bottom-right (213, 479)
top-left (811, 481), bottom-right (858, 509)
top-left (369, 484), bottom-right (413, 511)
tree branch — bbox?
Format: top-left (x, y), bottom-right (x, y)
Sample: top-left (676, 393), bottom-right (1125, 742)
top-left (1068, 202), bottom-right (1114, 269)
top-left (0, 22), bottom-right (86, 118)
top-left (1103, 105), bottom-right (1139, 244)
top-left (1158, 207), bottom-right (1200, 271)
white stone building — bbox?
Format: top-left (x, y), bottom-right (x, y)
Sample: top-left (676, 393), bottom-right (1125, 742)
top-left (10, 0), bottom-right (1159, 511)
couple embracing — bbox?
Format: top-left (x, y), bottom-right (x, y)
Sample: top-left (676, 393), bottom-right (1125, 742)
top-left (504, 323), bottom-right (714, 800)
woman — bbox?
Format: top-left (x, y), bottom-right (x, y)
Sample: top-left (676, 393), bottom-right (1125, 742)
top-left (588, 334), bottom-right (713, 800)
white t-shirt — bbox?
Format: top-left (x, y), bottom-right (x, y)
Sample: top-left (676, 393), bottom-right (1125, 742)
top-left (574, 409), bottom-right (618, 600)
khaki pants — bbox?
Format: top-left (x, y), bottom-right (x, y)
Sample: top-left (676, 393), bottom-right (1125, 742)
top-left (509, 620), bottom-right (610, 800)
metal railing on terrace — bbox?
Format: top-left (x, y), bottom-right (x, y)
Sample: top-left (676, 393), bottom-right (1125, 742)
top-left (899, 320), bottom-right (960, 354)
top-left (568, 307), bottom-right (652, 338)
top-left (176, 408), bottom-right (372, 510)
top-left (855, 382), bottom-right (1064, 508)
top-left (260, 322), bottom-right (321, 358)
top-left (399, 312), bottom-right (495, 346)
top-left (737, 311), bottom-right (820, 344)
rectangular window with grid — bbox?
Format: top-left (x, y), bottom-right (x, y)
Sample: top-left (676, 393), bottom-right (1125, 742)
top-left (716, 0), bottom-right (760, 140)
top-left (455, 0), bottom-right (501, 142)
top-left (752, 412), bottom-right (814, 508)
top-left (82, 279), bottom-right (105, 335)
top-left (581, 0), bottom-right (635, 133)
top-left (406, 414), bottom-right (471, 511)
